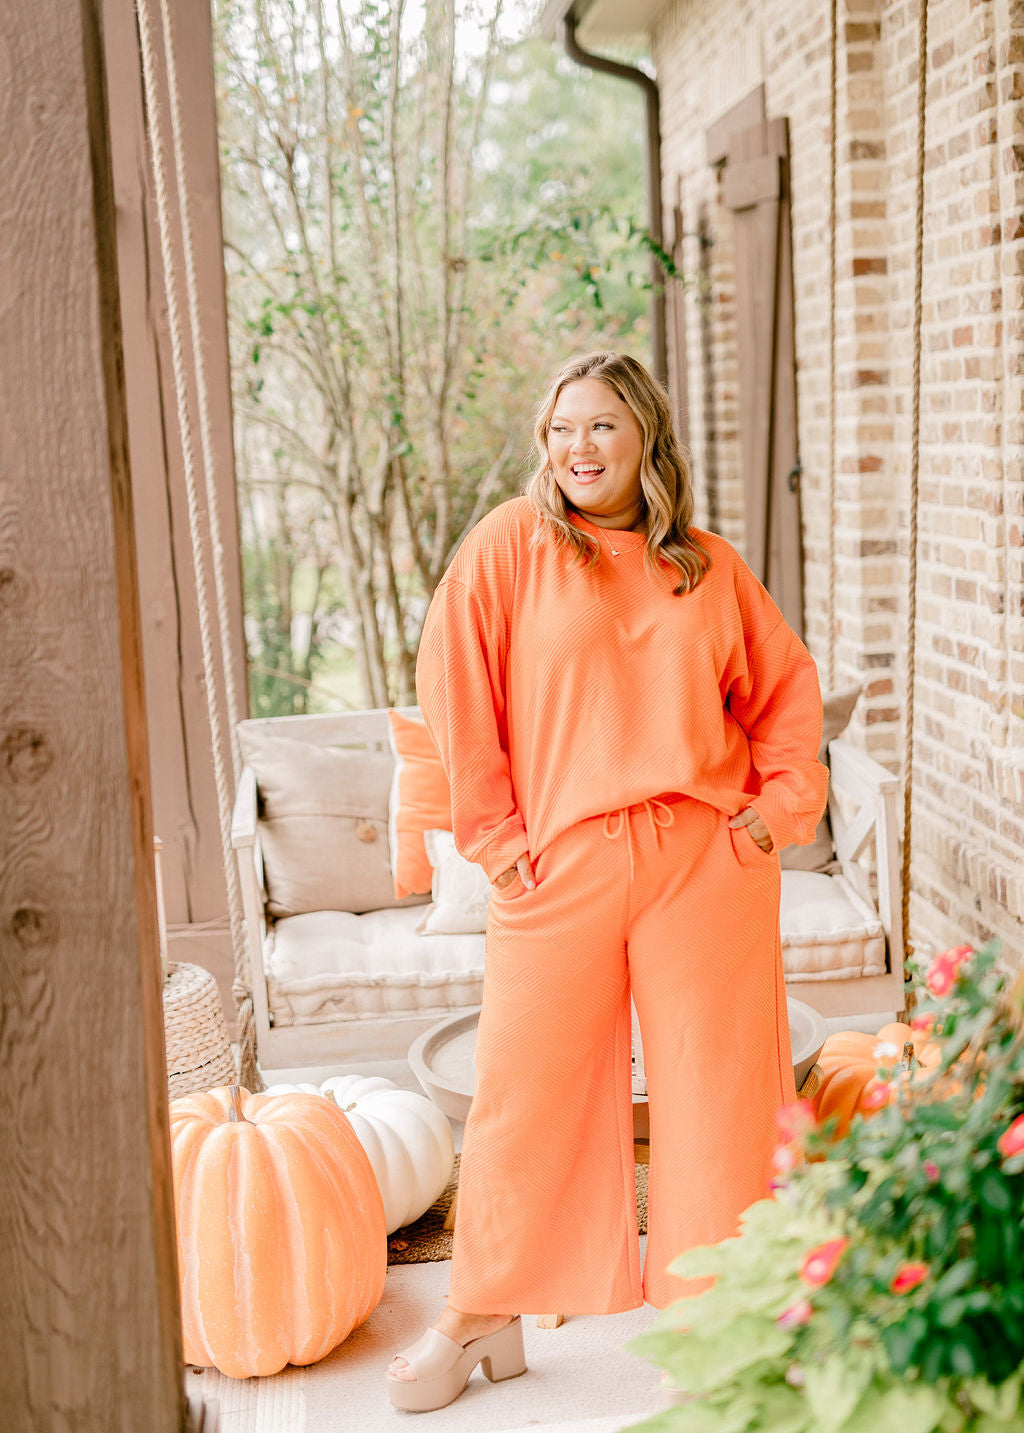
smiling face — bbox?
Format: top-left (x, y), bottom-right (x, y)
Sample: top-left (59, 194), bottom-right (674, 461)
top-left (546, 378), bottom-right (646, 531)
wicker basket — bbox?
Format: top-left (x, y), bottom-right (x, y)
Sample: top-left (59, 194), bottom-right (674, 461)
top-left (163, 961), bottom-right (236, 1100)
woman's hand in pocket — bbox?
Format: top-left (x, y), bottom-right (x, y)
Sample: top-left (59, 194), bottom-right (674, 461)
top-left (728, 807), bottom-right (774, 852)
top-left (493, 850), bottom-right (537, 890)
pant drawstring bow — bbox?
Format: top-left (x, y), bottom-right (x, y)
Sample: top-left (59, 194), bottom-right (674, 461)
top-left (602, 797), bottom-right (675, 883)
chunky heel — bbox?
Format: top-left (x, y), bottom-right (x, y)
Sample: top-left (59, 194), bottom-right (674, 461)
top-left (386, 1315), bottom-right (526, 1412)
top-left (479, 1318), bottom-right (527, 1382)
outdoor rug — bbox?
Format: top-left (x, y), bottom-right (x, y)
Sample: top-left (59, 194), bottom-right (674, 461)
top-left (387, 1155), bottom-right (649, 1265)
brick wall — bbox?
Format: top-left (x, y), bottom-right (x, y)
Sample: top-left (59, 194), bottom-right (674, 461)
top-left (651, 0), bottom-right (1024, 965)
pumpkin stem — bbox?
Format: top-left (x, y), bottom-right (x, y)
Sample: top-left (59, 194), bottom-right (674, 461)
top-left (898, 1041), bottom-right (918, 1073)
top-left (320, 1089), bottom-right (356, 1113)
top-left (227, 1085), bottom-right (247, 1122)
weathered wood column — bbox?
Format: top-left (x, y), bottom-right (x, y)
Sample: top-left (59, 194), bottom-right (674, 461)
top-left (0, 1), bottom-right (184, 1428)
top-left (102, 0), bottom-right (247, 1026)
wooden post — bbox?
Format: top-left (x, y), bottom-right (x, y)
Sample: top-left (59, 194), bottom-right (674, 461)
top-left (101, 0), bottom-right (247, 1027)
top-left (0, 1), bottom-right (185, 1428)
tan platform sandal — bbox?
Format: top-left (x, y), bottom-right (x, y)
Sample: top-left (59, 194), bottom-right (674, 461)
top-left (385, 1315), bottom-right (527, 1413)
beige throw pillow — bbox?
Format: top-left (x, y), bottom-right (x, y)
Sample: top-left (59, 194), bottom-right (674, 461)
top-left (779, 682), bottom-right (863, 873)
top-left (238, 726), bottom-right (428, 918)
top-left (416, 829), bottom-right (492, 935)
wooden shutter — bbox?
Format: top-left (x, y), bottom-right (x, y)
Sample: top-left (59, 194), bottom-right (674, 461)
top-left (719, 115), bottom-right (805, 637)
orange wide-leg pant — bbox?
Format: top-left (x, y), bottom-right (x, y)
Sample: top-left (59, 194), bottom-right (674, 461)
top-left (448, 793), bottom-right (797, 1314)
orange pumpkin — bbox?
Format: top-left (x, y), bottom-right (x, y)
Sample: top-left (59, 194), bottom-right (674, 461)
top-left (812, 1021), bottom-right (944, 1137)
top-left (170, 1084), bottom-right (386, 1378)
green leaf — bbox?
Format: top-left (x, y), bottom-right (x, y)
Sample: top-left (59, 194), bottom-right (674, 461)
top-left (978, 1170), bottom-right (1013, 1213)
top-left (948, 1335), bottom-right (979, 1376)
top-left (931, 1259), bottom-right (977, 1300)
top-left (882, 1310), bottom-right (929, 1372)
top-left (839, 1381), bottom-right (945, 1433)
top-left (615, 1391), bottom-right (759, 1433)
top-left (643, 1318), bottom-right (791, 1394)
top-left (755, 1384), bottom-right (816, 1433)
top-left (965, 1370), bottom-right (1022, 1419)
top-left (803, 1349), bottom-right (875, 1429)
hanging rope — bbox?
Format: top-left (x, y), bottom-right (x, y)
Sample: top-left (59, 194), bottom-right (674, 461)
top-left (902, 0), bottom-right (929, 970)
top-left (135, 0), bottom-right (261, 1090)
top-left (156, 0), bottom-right (246, 775)
top-left (827, 0), bottom-right (838, 692)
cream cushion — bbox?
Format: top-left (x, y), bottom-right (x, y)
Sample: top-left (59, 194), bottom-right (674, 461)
top-left (417, 829), bottom-right (493, 935)
top-left (265, 906), bottom-right (485, 1026)
top-left (780, 870), bottom-right (886, 981)
top-left (262, 871), bottom-right (886, 1031)
top-left (237, 725), bottom-right (426, 918)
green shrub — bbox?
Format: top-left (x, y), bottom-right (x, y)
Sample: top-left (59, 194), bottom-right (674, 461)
top-left (626, 940), bottom-right (1024, 1433)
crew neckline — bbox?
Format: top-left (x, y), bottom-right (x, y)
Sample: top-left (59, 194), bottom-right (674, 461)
top-left (567, 509), bottom-right (648, 549)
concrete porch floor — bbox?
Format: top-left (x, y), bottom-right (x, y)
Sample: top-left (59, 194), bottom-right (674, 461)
top-left (185, 1055), bottom-right (664, 1433)
top-left (190, 1010), bottom-right (894, 1430)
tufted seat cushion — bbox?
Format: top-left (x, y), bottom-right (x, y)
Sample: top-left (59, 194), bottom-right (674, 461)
top-left (265, 906), bottom-right (485, 1027)
top-left (780, 869), bottom-right (886, 981)
top-left (265, 867), bottom-right (887, 1030)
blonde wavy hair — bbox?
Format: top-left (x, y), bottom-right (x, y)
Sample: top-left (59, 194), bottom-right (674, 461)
top-left (524, 350), bottom-right (711, 595)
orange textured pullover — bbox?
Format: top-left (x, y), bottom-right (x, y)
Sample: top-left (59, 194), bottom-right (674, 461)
top-left (415, 497), bottom-right (828, 884)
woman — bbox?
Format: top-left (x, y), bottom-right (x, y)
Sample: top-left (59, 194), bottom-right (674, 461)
top-left (386, 351), bottom-right (828, 1413)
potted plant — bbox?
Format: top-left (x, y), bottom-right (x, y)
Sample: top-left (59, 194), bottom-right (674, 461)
top-left (626, 941), bottom-right (1024, 1432)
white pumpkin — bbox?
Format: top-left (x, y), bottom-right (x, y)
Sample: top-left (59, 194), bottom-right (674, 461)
top-left (262, 1074), bottom-right (455, 1234)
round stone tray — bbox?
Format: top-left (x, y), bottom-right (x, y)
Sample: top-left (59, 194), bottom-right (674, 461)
top-left (408, 1010), bottom-right (480, 1123)
top-left (410, 998), bottom-right (828, 1123)
top-left (788, 996), bottom-right (829, 1089)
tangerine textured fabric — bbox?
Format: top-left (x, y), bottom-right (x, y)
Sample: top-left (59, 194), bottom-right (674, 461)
top-left (448, 795), bottom-right (794, 1312)
top-left (415, 497), bottom-right (828, 884)
top-left (413, 495), bottom-right (827, 1311)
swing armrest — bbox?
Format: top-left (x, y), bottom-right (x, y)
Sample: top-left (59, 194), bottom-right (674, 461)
top-left (231, 764), bottom-right (258, 850)
top-left (231, 764), bottom-right (267, 910)
top-left (231, 763), bottom-right (273, 1042)
top-left (826, 737), bottom-right (904, 984)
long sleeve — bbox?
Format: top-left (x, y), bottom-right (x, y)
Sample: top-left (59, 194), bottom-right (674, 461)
top-left (415, 573), bottom-right (529, 883)
top-left (726, 568), bottom-right (829, 854)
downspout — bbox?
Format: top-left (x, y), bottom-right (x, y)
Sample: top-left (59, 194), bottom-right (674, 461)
top-left (561, 12), bottom-right (667, 386)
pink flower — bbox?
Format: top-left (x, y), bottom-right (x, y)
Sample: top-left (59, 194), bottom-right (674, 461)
top-left (799, 1238), bottom-right (849, 1287)
top-left (926, 944), bottom-right (972, 997)
top-left (775, 1099), bottom-right (817, 1146)
top-left (926, 963), bottom-right (956, 997)
top-left (891, 1261), bottom-right (929, 1294)
top-left (861, 1081), bottom-right (893, 1112)
top-left (997, 1114), bottom-right (1024, 1159)
top-left (772, 1143), bottom-right (798, 1174)
top-left (776, 1297), bottom-right (813, 1329)
top-left (910, 1013), bottom-right (936, 1033)
top-left (923, 1160), bottom-right (940, 1182)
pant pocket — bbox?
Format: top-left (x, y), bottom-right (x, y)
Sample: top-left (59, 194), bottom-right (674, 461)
top-left (728, 822), bottom-right (777, 869)
top-left (490, 870), bottom-right (530, 901)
